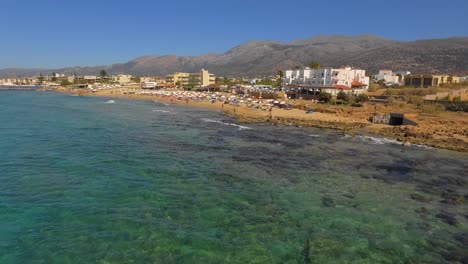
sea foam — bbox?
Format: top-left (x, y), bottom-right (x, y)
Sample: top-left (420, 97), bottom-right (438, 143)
top-left (201, 118), bottom-right (252, 130)
top-left (152, 109), bottom-right (171, 113)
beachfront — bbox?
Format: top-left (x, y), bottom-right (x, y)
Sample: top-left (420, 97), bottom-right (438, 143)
top-left (54, 86), bottom-right (468, 152)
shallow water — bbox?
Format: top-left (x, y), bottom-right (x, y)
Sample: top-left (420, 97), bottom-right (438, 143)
top-left (0, 91), bottom-right (467, 263)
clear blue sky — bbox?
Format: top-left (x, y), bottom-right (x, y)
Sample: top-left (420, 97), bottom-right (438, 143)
top-left (1, 0), bottom-right (467, 68)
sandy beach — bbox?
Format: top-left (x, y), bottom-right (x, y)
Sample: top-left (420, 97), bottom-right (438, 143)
top-left (54, 87), bottom-right (468, 152)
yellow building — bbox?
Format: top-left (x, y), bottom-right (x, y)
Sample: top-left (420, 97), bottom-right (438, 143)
top-left (200, 69), bottom-right (216, 86)
top-left (166, 72), bottom-right (190, 86)
top-left (404, 74), bottom-right (460, 87)
top-left (112, 74), bottom-right (133, 84)
top-left (166, 69), bottom-right (216, 87)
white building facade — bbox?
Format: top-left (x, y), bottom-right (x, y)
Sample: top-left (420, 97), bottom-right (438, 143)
top-left (283, 66), bottom-right (370, 92)
top-left (112, 74), bottom-right (133, 85)
top-left (374, 70), bottom-right (400, 84)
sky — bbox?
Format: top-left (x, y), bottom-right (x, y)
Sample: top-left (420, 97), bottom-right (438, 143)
top-left (1, 0), bottom-right (467, 68)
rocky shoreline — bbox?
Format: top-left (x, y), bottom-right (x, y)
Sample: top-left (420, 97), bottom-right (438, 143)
top-left (221, 105), bottom-right (468, 152)
top-left (53, 87), bottom-right (468, 152)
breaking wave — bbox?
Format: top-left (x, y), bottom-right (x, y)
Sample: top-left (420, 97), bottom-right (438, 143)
top-left (152, 109), bottom-right (171, 113)
top-left (201, 118), bottom-right (252, 130)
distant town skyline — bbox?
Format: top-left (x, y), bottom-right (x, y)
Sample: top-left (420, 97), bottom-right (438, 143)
top-left (1, 0), bottom-right (467, 68)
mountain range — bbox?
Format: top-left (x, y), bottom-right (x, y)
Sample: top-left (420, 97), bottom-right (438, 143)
top-left (1, 35), bottom-right (467, 77)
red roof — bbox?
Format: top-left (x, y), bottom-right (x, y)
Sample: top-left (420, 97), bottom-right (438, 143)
top-left (160, 83), bottom-right (176, 87)
top-left (351, 81), bottom-right (367, 87)
top-left (333, 84), bottom-right (351, 90)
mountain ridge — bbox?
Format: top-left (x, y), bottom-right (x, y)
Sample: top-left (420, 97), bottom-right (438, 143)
top-left (1, 35), bottom-right (467, 77)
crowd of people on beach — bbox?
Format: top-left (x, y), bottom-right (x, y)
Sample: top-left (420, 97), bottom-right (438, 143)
top-left (120, 88), bottom-right (295, 112)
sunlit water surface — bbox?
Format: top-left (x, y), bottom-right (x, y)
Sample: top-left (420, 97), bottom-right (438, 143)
top-left (0, 91), bottom-right (467, 263)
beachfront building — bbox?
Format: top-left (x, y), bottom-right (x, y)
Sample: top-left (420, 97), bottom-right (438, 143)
top-left (200, 69), bottom-right (216, 86)
top-left (75, 75), bottom-right (100, 84)
top-left (0, 77), bottom-right (38, 86)
top-left (283, 84), bottom-right (353, 99)
top-left (374, 70), bottom-right (400, 84)
top-left (283, 66), bottom-right (370, 93)
top-left (57, 76), bottom-right (75, 84)
top-left (283, 68), bottom-right (314, 84)
top-left (140, 76), bottom-right (165, 83)
top-left (166, 69), bottom-right (216, 88)
top-left (166, 72), bottom-right (190, 86)
top-left (112, 74), bottom-right (133, 85)
top-left (404, 75), bottom-right (460, 87)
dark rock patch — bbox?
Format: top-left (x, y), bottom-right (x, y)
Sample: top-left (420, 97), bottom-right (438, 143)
top-left (441, 191), bottom-right (465, 205)
top-left (415, 207), bottom-right (430, 216)
top-left (410, 193), bottom-right (431, 203)
top-left (440, 247), bottom-right (468, 264)
top-left (321, 196), bottom-right (336, 208)
top-left (454, 232), bottom-right (468, 246)
top-left (436, 212), bottom-right (458, 226)
top-left (373, 164), bottom-right (413, 183)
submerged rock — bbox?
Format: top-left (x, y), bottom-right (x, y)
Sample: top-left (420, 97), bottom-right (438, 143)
top-left (410, 193), bottom-right (431, 203)
top-left (415, 207), bottom-right (430, 217)
top-left (436, 212), bottom-right (458, 226)
top-left (441, 191), bottom-right (465, 205)
top-left (454, 232), bottom-right (468, 246)
top-left (440, 247), bottom-right (468, 264)
top-left (321, 196), bottom-right (336, 208)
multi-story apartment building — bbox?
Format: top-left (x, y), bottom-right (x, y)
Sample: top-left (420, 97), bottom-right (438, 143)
top-left (166, 72), bottom-right (190, 86)
top-left (283, 66), bottom-right (370, 92)
top-left (111, 74), bottom-right (133, 84)
top-left (75, 75), bottom-right (101, 84)
top-left (0, 78), bottom-right (37, 85)
top-left (140, 76), bottom-right (165, 83)
top-left (200, 69), bottom-right (216, 86)
top-left (374, 70), bottom-right (400, 84)
top-left (166, 69), bottom-right (215, 87)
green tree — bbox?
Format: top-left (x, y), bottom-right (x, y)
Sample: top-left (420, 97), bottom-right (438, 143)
top-left (277, 70), bottom-right (283, 78)
top-left (51, 72), bottom-right (58, 82)
top-left (38, 73), bottom-right (45, 84)
top-left (60, 80), bottom-right (71, 86)
top-left (356, 93), bottom-right (369, 103)
top-left (318, 92), bottom-right (332, 103)
top-left (131, 76), bottom-right (140, 83)
top-left (452, 95), bottom-right (461, 101)
top-left (100, 70), bottom-right (107, 77)
top-left (337, 90), bottom-right (349, 101)
top-left (308, 61), bottom-right (322, 69)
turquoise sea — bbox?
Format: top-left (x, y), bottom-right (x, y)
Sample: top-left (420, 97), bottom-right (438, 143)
top-left (0, 91), bottom-right (467, 263)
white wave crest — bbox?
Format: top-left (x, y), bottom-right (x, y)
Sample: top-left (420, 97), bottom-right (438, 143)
top-left (358, 135), bottom-right (400, 145)
top-left (201, 118), bottom-right (252, 130)
top-left (356, 135), bottom-right (433, 149)
top-left (152, 109), bottom-right (170, 113)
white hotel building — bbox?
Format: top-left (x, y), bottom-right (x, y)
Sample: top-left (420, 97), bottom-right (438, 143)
top-left (283, 66), bottom-right (370, 94)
